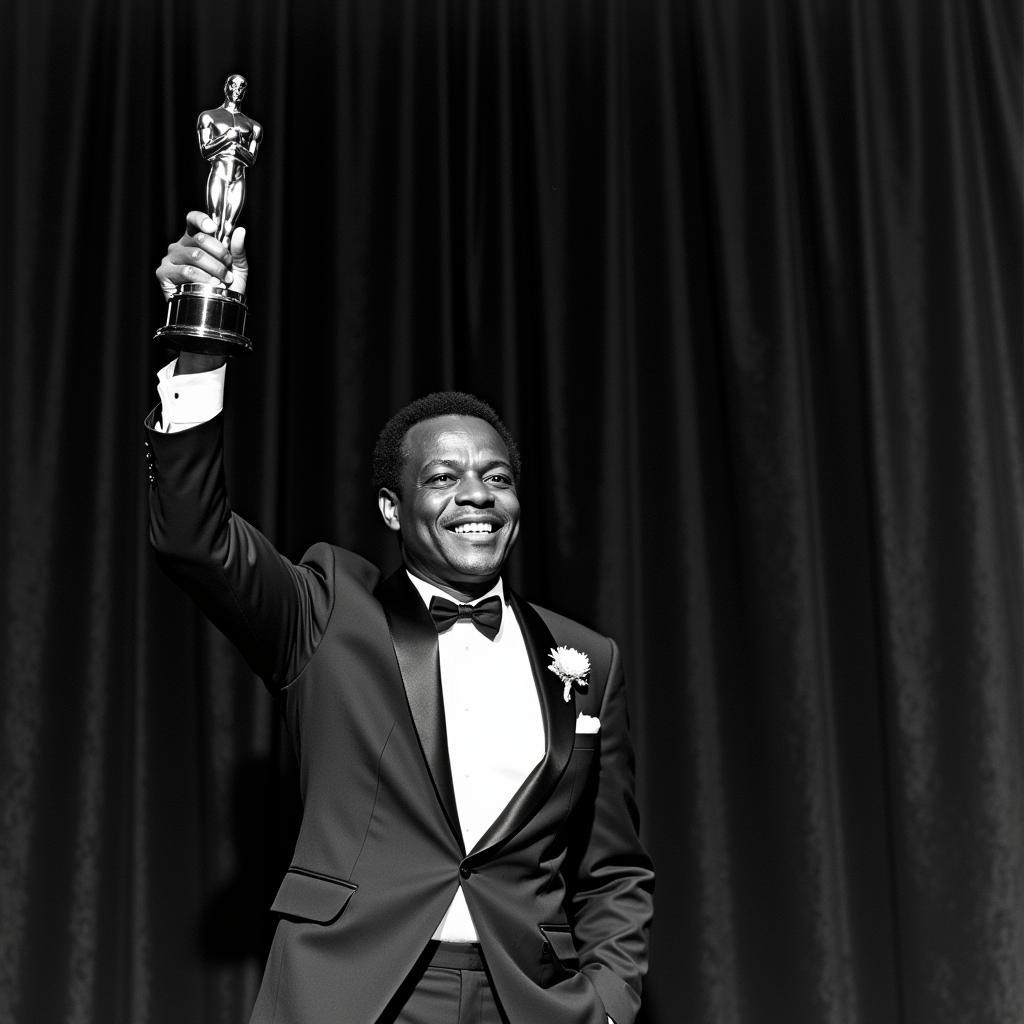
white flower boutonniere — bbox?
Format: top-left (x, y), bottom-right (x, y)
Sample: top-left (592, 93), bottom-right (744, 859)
top-left (548, 646), bottom-right (591, 703)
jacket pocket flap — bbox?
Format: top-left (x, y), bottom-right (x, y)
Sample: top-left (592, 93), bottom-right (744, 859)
top-left (271, 868), bottom-right (357, 924)
top-left (538, 924), bottom-right (579, 967)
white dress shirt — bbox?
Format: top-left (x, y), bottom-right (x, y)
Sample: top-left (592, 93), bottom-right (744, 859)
top-left (154, 358), bottom-right (226, 432)
top-left (406, 574), bottom-right (544, 941)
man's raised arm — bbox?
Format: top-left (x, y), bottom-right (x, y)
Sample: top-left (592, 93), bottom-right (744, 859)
top-left (148, 213), bottom-right (333, 688)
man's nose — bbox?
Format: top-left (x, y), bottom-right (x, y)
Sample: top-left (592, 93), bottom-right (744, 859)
top-left (455, 474), bottom-right (492, 505)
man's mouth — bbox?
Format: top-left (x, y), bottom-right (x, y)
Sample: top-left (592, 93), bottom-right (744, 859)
top-left (449, 522), bottom-right (497, 535)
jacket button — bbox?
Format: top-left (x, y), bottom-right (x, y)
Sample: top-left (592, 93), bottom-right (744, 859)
top-left (459, 866), bottom-right (472, 879)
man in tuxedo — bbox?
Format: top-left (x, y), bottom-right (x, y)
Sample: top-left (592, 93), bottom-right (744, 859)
top-left (149, 213), bottom-right (654, 1024)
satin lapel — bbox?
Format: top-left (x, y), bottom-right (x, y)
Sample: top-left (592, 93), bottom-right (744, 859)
top-left (375, 568), bottom-right (463, 850)
top-left (466, 592), bottom-right (575, 862)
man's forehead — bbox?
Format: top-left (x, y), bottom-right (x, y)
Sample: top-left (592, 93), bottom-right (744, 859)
top-left (405, 415), bottom-right (509, 463)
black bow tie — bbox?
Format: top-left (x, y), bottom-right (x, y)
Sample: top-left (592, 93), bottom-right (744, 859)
top-left (428, 595), bottom-right (503, 641)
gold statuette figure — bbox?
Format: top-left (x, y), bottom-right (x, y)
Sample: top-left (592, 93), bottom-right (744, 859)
top-left (154, 74), bottom-right (264, 355)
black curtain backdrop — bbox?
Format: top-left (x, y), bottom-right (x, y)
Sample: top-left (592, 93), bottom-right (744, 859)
top-left (2, 1), bottom-right (1021, 1022)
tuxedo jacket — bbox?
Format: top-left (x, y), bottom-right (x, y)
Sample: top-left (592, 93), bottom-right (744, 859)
top-left (146, 412), bottom-right (654, 1024)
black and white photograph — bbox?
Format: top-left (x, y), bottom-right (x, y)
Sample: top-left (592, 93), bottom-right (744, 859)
top-left (1, 2), bottom-right (1020, 1022)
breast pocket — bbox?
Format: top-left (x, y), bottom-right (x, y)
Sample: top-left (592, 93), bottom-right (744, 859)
top-left (270, 866), bottom-right (357, 925)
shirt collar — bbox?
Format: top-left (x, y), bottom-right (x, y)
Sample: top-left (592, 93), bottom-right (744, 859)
top-left (405, 570), bottom-right (506, 611)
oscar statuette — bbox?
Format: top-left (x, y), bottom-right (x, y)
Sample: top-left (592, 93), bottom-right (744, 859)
top-left (154, 74), bottom-right (264, 355)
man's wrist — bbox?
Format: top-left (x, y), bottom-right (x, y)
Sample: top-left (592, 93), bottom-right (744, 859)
top-left (174, 352), bottom-right (227, 375)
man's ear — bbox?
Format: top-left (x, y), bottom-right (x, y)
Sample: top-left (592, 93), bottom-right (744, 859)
top-left (378, 488), bottom-right (401, 532)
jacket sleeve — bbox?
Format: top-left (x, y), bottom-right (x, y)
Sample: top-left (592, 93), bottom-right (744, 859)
top-left (567, 636), bottom-right (655, 1024)
top-left (145, 409), bottom-right (335, 689)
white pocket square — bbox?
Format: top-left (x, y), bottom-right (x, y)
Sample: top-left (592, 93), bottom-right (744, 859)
top-left (575, 713), bottom-right (601, 734)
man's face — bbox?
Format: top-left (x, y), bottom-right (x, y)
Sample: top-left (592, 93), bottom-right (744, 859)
top-left (225, 76), bottom-right (247, 104)
top-left (378, 415), bottom-right (520, 599)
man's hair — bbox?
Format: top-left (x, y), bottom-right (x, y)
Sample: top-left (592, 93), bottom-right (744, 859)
top-left (372, 391), bottom-right (521, 495)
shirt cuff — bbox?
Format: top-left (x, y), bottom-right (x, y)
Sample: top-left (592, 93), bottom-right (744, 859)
top-left (154, 358), bottom-right (226, 433)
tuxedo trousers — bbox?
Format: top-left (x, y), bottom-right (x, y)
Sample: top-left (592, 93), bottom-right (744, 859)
top-left (378, 943), bottom-right (508, 1024)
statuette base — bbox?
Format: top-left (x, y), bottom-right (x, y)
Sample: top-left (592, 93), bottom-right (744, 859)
top-left (154, 283), bottom-right (251, 355)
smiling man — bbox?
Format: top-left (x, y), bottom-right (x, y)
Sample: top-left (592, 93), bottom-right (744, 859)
top-left (375, 407), bottom-right (522, 594)
top-left (148, 213), bottom-right (654, 1024)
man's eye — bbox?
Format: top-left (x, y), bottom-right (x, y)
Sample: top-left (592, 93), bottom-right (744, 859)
top-left (486, 474), bottom-right (512, 486)
top-left (429, 474), bottom-right (455, 484)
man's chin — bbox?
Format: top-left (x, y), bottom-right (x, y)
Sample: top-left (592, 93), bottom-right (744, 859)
top-left (445, 558), bottom-right (506, 585)
top-left (402, 553), bottom-right (506, 591)
top-left (439, 538), bottom-right (513, 577)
